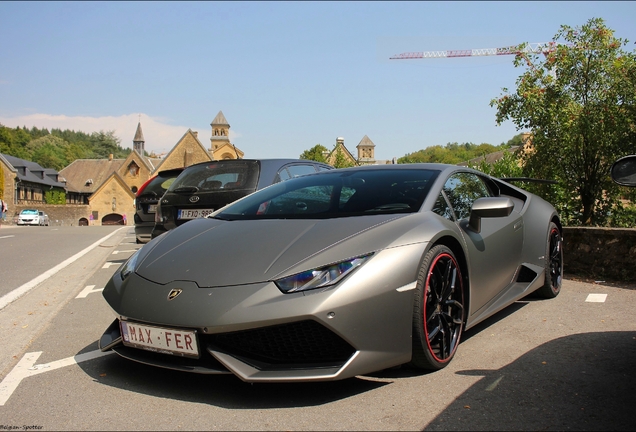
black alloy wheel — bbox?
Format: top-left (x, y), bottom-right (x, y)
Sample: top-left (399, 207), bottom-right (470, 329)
top-left (411, 245), bottom-right (465, 370)
top-left (535, 222), bottom-right (563, 299)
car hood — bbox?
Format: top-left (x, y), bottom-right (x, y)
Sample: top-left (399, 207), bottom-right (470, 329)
top-left (135, 214), bottom-right (420, 287)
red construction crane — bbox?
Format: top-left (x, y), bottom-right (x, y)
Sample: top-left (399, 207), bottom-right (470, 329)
top-left (389, 42), bottom-right (557, 60)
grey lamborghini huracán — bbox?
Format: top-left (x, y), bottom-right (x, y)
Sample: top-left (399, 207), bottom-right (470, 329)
top-left (100, 163), bottom-right (563, 382)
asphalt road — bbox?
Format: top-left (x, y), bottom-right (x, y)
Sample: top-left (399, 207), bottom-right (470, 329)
top-left (0, 226), bottom-right (634, 431)
top-left (0, 225), bottom-right (124, 298)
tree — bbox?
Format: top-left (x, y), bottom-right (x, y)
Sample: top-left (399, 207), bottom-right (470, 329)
top-left (469, 149), bottom-right (523, 179)
top-left (398, 141), bottom-right (502, 164)
top-left (299, 144), bottom-right (328, 163)
top-left (491, 18), bottom-right (636, 226)
top-left (89, 131), bottom-right (129, 159)
top-left (332, 147), bottom-right (356, 169)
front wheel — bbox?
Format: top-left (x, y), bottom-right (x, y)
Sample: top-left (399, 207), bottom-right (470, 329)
top-left (411, 245), bottom-right (465, 371)
top-left (535, 222), bottom-right (563, 299)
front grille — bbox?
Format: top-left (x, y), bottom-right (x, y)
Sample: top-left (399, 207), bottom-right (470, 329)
top-left (207, 320), bottom-right (355, 370)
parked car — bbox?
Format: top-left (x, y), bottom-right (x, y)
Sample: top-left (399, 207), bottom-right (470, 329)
top-left (151, 159), bottom-right (333, 238)
top-left (100, 163), bottom-right (563, 382)
top-left (17, 209), bottom-right (46, 226)
top-left (134, 167), bottom-right (185, 244)
top-left (38, 211), bottom-right (50, 226)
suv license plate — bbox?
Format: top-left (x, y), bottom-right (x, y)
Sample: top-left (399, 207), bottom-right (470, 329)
top-left (120, 321), bottom-right (199, 358)
top-left (178, 209), bottom-right (215, 220)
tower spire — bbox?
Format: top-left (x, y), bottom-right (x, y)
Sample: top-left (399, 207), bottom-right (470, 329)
top-left (210, 110), bottom-right (230, 151)
top-left (133, 121), bottom-right (145, 155)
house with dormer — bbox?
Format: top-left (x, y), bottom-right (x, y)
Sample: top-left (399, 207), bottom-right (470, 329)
top-left (0, 153), bottom-right (67, 208)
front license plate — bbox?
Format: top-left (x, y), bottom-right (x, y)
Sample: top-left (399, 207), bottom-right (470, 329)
top-left (177, 208), bottom-right (215, 220)
top-left (148, 204), bottom-right (157, 213)
top-left (120, 321), bottom-right (199, 358)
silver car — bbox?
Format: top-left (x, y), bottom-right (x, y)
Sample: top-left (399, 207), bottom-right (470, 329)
top-left (100, 164), bottom-right (562, 382)
top-left (38, 211), bottom-right (50, 226)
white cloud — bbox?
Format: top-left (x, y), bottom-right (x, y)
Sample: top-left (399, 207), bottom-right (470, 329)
top-left (0, 113), bottom-right (240, 156)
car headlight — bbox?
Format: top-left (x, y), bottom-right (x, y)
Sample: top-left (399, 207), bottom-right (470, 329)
top-left (275, 254), bottom-right (373, 294)
top-left (120, 249), bottom-right (141, 280)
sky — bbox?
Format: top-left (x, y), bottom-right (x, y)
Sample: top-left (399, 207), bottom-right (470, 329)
top-left (1, 1), bottom-right (635, 162)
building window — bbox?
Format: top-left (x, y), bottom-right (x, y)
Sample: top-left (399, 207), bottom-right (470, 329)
top-left (128, 162), bottom-right (140, 177)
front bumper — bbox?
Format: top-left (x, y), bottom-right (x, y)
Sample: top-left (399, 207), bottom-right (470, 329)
top-left (17, 218), bottom-right (39, 225)
top-left (100, 244), bottom-right (424, 382)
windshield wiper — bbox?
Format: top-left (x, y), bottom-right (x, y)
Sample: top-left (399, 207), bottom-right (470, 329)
top-left (173, 186), bottom-right (199, 194)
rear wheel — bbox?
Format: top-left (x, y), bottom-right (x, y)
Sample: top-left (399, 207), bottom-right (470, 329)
top-left (535, 222), bottom-right (563, 299)
top-left (411, 245), bottom-right (465, 370)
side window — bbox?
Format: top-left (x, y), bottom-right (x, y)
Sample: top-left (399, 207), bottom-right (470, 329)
top-left (338, 186), bottom-right (356, 209)
top-left (442, 173), bottom-right (492, 220)
top-left (432, 192), bottom-right (454, 221)
top-left (276, 169), bottom-right (292, 183)
top-left (286, 164), bottom-right (318, 178)
top-left (265, 185), bottom-right (333, 215)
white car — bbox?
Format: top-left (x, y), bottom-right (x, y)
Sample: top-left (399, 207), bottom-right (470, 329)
top-left (17, 209), bottom-right (48, 226)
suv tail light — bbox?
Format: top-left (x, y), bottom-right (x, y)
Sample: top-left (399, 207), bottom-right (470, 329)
top-left (137, 175), bottom-right (157, 197)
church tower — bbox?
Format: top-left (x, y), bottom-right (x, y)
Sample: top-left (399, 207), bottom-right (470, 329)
top-left (356, 135), bottom-right (376, 165)
top-left (133, 122), bottom-right (145, 155)
top-left (210, 111), bottom-right (230, 152)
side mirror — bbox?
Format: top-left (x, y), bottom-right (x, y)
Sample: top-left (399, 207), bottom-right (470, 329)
top-left (468, 197), bottom-right (514, 233)
top-left (611, 155), bottom-right (636, 187)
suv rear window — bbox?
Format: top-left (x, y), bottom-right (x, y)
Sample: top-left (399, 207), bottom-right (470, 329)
top-left (169, 161), bottom-right (260, 192)
top-left (139, 170), bottom-right (182, 197)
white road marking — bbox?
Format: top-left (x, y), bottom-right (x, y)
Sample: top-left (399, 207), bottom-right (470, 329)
top-left (111, 249), bottom-right (138, 255)
top-left (75, 285), bottom-right (104, 299)
top-left (586, 293), bottom-right (608, 303)
top-left (0, 350), bottom-right (114, 406)
top-left (102, 262), bottom-right (120, 269)
top-left (0, 228), bottom-right (126, 311)
top-left (485, 375), bottom-right (504, 391)
top-left (0, 235), bottom-right (15, 239)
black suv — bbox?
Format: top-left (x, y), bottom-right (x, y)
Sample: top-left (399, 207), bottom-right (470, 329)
top-left (134, 167), bottom-right (184, 243)
top-left (152, 159), bottom-right (332, 238)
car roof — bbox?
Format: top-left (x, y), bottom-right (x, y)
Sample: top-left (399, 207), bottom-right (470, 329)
top-left (178, 158), bottom-right (333, 189)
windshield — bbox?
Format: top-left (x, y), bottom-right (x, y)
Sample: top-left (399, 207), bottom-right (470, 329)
top-left (20, 209), bottom-right (38, 215)
top-left (216, 168), bottom-right (440, 220)
top-left (169, 161), bottom-right (260, 193)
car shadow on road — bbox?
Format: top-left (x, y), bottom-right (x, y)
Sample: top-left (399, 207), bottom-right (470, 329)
top-left (423, 331), bottom-right (636, 431)
top-left (76, 342), bottom-right (389, 408)
top-left (75, 297), bottom-right (542, 407)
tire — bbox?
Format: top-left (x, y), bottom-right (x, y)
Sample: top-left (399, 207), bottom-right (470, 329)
top-left (534, 222), bottom-right (563, 299)
top-left (411, 245), bottom-right (465, 370)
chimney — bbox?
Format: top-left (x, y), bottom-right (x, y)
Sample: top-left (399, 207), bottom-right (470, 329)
top-left (193, 131), bottom-right (198, 138)
top-left (109, 154), bottom-right (113, 161)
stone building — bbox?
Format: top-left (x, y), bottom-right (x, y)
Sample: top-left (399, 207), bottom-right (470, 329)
top-left (325, 135), bottom-right (390, 166)
top-left (0, 153), bottom-right (67, 210)
top-left (56, 111), bottom-right (244, 226)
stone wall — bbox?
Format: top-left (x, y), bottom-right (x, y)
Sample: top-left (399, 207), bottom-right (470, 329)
top-left (563, 227), bottom-right (636, 282)
top-left (9, 204), bottom-right (92, 226)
